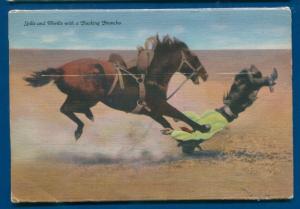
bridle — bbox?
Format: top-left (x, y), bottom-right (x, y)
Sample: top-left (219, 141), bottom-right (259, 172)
top-left (176, 51), bottom-right (204, 76)
top-left (166, 51), bottom-right (205, 100)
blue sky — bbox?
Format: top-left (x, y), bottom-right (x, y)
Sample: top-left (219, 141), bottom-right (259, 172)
top-left (9, 8), bottom-right (291, 50)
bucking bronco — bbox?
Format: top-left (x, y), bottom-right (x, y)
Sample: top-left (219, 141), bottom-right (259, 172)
top-left (24, 35), bottom-right (210, 140)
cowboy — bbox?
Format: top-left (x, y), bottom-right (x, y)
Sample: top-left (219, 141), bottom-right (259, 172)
top-left (224, 65), bottom-right (278, 111)
top-left (169, 66), bottom-right (278, 154)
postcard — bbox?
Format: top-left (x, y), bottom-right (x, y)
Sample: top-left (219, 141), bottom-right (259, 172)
top-left (9, 8), bottom-right (293, 202)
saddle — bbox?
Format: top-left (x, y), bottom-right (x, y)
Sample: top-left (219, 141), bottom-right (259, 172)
top-left (136, 36), bottom-right (157, 72)
top-left (108, 36), bottom-right (157, 73)
top-left (136, 48), bottom-right (154, 72)
top-left (112, 47), bottom-right (154, 72)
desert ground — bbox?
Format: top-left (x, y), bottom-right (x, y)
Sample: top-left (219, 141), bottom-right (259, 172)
top-left (10, 49), bottom-right (293, 201)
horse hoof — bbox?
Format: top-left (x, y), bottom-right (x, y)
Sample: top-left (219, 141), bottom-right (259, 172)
top-left (86, 113), bottom-right (94, 121)
top-left (193, 124), bottom-right (210, 133)
top-left (201, 124), bottom-right (211, 133)
top-left (75, 129), bottom-right (83, 140)
top-left (88, 115), bottom-right (94, 122)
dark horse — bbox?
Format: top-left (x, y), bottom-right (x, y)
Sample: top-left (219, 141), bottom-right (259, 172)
top-left (25, 36), bottom-right (210, 140)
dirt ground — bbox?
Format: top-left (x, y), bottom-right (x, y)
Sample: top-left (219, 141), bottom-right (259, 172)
top-left (10, 49), bottom-right (293, 202)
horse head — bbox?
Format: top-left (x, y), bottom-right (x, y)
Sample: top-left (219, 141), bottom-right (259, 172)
top-left (149, 35), bottom-right (208, 85)
top-left (177, 48), bottom-right (208, 84)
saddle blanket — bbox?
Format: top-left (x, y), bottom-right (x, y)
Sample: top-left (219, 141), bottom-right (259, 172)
top-left (171, 110), bottom-right (229, 141)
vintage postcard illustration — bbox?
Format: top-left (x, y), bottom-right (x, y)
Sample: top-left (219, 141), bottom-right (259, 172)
top-left (9, 8), bottom-right (293, 202)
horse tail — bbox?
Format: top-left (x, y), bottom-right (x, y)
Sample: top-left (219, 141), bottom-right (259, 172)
top-left (24, 68), bottom-right (62, 87)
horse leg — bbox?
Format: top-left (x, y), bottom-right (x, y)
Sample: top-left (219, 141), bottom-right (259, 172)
top-left (84, 109), bottom-right (94, 121)
top-left (60, 97), bottom-right (85, 140)
top-left (159, 102), bottom-right (210, 133)
top-left (142, 110), bottom-right (173, 129)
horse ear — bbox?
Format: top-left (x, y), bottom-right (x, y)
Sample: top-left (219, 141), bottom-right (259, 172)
top-left (167, 35), bottom-right (173, 45)
top-left (156, 33), bottom-right (160, 43)
top-left (163, 35), bottom-right (172, 45)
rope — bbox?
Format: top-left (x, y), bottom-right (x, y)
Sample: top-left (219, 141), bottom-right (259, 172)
top-left (166, 65), bottom-right (198, 100)
top-left (166, 76), bottom-right (190, 100)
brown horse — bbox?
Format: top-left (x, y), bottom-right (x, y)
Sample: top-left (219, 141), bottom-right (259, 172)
top-left (25, 35), bottom-right (210, 140)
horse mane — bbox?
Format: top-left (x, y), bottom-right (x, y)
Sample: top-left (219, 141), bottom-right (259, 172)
top-left (154, 35), bottom-right (189, 52)
top-left (145, 35), bottom-right (189, 76)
